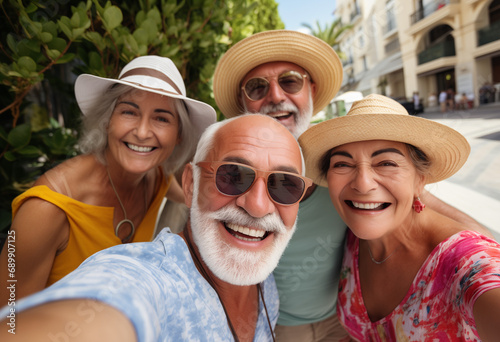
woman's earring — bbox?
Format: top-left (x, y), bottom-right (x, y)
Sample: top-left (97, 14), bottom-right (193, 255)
top-left (412, 196), bottom-right (425, 213)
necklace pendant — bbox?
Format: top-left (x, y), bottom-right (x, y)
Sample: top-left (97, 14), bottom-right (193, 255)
top-left (107, 166), bottom-right (143, 244)
top-left (115, 219), bottom-right (135, 243)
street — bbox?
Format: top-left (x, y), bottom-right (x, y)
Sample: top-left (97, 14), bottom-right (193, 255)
top-left (419, 102), bottom-right (500, 235)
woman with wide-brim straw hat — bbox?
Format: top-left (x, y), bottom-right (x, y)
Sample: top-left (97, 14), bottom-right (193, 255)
top-left (299, 94), bottom-right (500, 341)
top-left (0, 56), bottom-right (216, 303)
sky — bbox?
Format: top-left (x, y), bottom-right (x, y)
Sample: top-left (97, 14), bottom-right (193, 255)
top-left (276, 0), bottom-right (337, 33)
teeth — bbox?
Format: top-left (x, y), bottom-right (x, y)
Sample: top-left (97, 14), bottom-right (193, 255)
top-left (235, 235), bottom-right (261, 242)
top-left (226, 223), bottom-right (265, 241)
top-left (127, 143), bottom-right (153, 152)
top-left (352, 201), bottom-right (384, 210)
top-left (269, 112), bottom-right (290, 118)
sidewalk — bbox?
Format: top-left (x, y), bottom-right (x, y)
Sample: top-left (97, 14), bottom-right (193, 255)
top-left (426, 182), bottom-right (500, 240)
top-left (423, 101), bottom-right (500, 115)
top-left (420, 101), bottom-right (500, 237)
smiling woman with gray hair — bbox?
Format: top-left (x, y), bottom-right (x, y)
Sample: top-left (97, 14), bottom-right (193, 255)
top-left (0, 56), bottom-right (216, 303)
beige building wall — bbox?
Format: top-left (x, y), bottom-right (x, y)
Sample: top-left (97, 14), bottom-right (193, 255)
top-left (335, 0), bottom-right (500, 109)
top-left (336, 0), bottom-right (408, 98)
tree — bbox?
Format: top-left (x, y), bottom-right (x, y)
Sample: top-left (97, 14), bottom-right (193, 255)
top-left (302, 18), bottom-right (352, 60)
top-left (228, 0), bottom-right (283, 43)
top-left (0, 0), bottom-right (284, 235)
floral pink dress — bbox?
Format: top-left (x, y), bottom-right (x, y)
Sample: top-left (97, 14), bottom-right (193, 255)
top-left (338, 230), bottom-right (500, 341)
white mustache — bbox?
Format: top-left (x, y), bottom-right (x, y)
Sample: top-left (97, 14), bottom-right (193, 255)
top-left (259, 102), bottom-right (300, 116)
top-left (205, 205), bottom-right (287, 235)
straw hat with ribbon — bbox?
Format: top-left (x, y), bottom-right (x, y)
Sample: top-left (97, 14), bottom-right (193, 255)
top-left (213, 30), bottom-right (343, 118)
top-left (75, 55), bottom-right (216, 139)
top-left (299, 94), bottom-right (470, 187)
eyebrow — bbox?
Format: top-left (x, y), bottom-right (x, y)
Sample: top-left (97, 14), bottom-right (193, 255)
top-left (118, 101), bottom-right (139, 109)
top-left (330, 148), bottom-right (404, 159)
top-left (117, 101), bottom-right (174, 115)
top-left (330, 151), bottom-right (352, 158)
top-left (372, 148), bottom-right (404, 157)
top-left (222, 156), bottom-right (300, 174)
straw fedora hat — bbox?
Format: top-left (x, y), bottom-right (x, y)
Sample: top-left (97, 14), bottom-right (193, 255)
top-left (213, 30), bottom-right (343, 118)
top-left (75, 55), bottom-right (216, 139)
top-left (299, 94), bottom-right (470, 187)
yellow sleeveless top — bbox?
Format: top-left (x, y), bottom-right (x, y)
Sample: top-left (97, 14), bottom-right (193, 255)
top-left (12, 171), bottom-right (171, 286)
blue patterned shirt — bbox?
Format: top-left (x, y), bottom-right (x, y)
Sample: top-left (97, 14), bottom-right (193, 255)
top-left (1, 229), bottom-right (278, 341)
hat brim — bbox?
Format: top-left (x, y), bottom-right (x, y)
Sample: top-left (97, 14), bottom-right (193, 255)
top-left (298, 114), bottom-right (470, 187)
top-left (213, 30), bottom-right (343, 118)
top-left (75, 74), bottom-right (216, 140)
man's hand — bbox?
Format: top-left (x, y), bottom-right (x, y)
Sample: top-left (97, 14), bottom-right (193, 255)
top-left (0, 299), bottom-right (136, 342)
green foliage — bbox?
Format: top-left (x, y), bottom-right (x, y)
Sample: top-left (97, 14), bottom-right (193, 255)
top-left (0, 119), bottom-right (79, 232)
top-left (302, 18), bottom-right (352, 60)
top-left (0, 0), bottom-right (283, 233)
top-left (227, 0), bottom-right (284, 42)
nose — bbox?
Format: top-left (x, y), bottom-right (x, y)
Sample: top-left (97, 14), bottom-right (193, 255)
top-left (266, 79), bottom-right (287, 104)
top-left (350, 166), bottom-right (378, 194)
top-left (235, 177), bottom-right (275, 218)
top-left (135, 117), bottom-right (153, 139)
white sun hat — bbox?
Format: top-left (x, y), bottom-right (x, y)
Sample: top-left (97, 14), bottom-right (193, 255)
top-left (75, 55), bottom-right (216, 139)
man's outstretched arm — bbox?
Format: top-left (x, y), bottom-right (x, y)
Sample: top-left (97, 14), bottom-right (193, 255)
top-left (422, 190), bottom-right (494, 239)
top-left (0, 299), bottom-right (136, 342)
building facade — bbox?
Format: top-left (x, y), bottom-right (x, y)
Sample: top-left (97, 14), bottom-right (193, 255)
top-left (335, 0), bottom-right (500, 108)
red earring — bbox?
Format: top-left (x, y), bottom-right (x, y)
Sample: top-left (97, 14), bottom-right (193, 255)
top-left (412, 196), bottom-right (425, 213)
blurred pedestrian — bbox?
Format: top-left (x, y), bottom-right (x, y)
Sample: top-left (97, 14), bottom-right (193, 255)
top-left (439, 90), bottom-right (447, 112)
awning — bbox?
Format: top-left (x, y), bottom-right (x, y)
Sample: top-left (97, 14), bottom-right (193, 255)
top-left (355, 52), bottom-right (403, 92)
top-left (378, 51), bottom-right (404, 75)
top-left (333, 91), bottom-right (364, 103)
top-left (355, 69), bottom-right (379, 92)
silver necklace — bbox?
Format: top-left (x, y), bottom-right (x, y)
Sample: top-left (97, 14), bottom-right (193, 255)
top-left (367, 243), bottom-right (401, 265)
top-left (107, 167), bottom-right (147, 243)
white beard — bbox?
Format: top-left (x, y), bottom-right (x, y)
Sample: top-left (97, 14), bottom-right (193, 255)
top-left (189, 168), bottom-right (297, 286)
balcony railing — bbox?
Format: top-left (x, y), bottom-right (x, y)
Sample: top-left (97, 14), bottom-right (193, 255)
top-left (411, 0), bottom-right (450, 25)
top-left (385, 38), bottom-right (400, 54)
top-left (478, 21), bottom-right (500, 46)
top-left (418, 40), bottom-right (455, 65)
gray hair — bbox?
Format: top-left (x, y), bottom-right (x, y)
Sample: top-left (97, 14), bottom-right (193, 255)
top-left (406, 144), bottom-right (431, 178)
top-left (78, 84), bottom-right (196, 175)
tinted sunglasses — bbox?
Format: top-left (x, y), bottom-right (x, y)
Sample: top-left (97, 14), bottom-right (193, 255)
top-left (196, 161), bottom-right (313, 206)
top-left (242, 70), bottom-right (308, 101)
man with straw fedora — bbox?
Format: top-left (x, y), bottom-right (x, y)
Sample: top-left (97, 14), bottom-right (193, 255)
top-left (213, 29), bottom-right (491, 341)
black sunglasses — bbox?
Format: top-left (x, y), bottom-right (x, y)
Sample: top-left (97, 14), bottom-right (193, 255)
top-left (242, 70), bottom-right (308, 101)
top-left (196, 161), bottom-right (313, 206)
